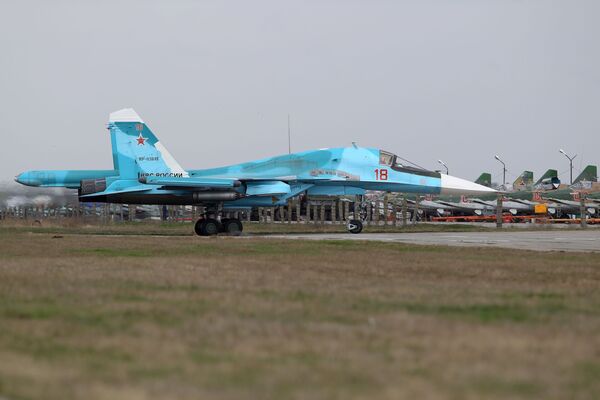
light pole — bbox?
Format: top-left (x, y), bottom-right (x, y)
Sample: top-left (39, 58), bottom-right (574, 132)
top-left (494, 155), bottom-right (507, 189)
top-left (559, 149), bottom-right (577, 185)
top-left (437, 159), bottom-right (449, 175)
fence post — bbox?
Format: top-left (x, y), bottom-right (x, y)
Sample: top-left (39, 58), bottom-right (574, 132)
top-left (343, 201), bottom-right (349, 222)
top-left (331, 201), bottom-right (337, 224)
top-left (383, 193), bottom-right (389, 226)
top-left (496, 194), bottom-right (503, 229)
top-left (296, 200), bottom-right (301, 223)
top-left (412, 197), bottom-right (419, 224)
top-left (580, 195), bottom-right (587, 229)
top-left (402, 196), bottom-right (407, 227)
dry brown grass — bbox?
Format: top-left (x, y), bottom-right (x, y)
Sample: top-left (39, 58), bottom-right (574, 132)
top-left (0, 227), bottom-right (599, 400)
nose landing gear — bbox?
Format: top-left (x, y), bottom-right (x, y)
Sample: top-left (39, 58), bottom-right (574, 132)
top-left (345, 195), bottom-right (367, 234)
top-left (346, 219), bottom-right (363, 234)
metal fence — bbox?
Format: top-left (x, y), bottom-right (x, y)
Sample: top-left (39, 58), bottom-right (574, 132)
top-left (0, 194), bottom-right (414, 226)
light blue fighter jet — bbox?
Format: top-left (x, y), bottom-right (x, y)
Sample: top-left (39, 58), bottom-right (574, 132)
top-left (16, 108), bottom-right (495, 235)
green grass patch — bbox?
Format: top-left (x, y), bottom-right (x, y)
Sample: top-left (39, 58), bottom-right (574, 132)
top-left (348, 298), bottom-right (569, 323)
top-left (470, 376), bottom-right (542, 396)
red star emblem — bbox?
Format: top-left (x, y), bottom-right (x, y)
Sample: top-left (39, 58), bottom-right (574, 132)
top-left (136, 133), bottom-right (147, 145)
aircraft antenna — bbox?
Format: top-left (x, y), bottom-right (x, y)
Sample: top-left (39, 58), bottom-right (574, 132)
top-left (287, 114), bottom-right (291, 154)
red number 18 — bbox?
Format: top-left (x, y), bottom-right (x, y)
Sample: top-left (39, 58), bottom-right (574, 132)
top-left (375, 169), bottom-right (388, 180)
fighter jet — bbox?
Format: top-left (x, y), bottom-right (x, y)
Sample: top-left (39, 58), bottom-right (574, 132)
top-left (470, 198), bottom-right (534, 215)
top-left (16, 108), bottom-right (495, 235)
top-left (544, 198), bottom-right (599, 217)
top-left (436, 196), bottom-right (496, 216)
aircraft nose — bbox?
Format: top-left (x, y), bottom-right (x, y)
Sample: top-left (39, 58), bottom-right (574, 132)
top-left (441, 174), bottom-right (497, 196)
top-left (15, 171), bottom-right (39, 186)
top-left (15, 172), bottom-right (26, 184)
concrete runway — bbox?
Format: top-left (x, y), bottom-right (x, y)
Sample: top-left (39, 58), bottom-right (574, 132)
top-left (271, 230), bottom-right (600, 252)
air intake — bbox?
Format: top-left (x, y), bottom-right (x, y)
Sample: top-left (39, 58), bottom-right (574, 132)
top-left (79, 179), bottom-right (107, 196)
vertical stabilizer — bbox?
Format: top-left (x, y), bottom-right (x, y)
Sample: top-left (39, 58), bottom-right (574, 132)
top-left (574, 165), bottom-right (597, 184)
top-left (534, 169), bottom-right (558, 186)
top-left (108, 108), bottom-right (188, 180)
top-left (474, 172), bottom-right (492, 187)
top-left (513, 171), bottom-right (534, 188)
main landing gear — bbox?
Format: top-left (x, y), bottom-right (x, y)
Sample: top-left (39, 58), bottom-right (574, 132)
top-left (194, 217), bottom-right (244, 236)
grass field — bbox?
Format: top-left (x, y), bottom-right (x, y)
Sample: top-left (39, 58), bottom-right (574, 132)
top-left (0, 225), bottom-right (599, 399)
top-left (0, 219), bottom-right (491, 236)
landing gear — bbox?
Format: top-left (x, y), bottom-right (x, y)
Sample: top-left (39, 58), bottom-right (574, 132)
top-left (194, 217), bottom-right (243, 236)
top-left (194, 219), bottom-right (205, 235)
top-left (347, 219), bottom-right (363, 234)
top-left (222, 218), bottom-right (243, 236)
top-left (194, 218), bottom-right (221, 236)
top-left (345, 195), bottom-right (367, 234)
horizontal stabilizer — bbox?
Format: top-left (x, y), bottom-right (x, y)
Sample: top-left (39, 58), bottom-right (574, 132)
top-left (141, 176), bottom-right (241, 189)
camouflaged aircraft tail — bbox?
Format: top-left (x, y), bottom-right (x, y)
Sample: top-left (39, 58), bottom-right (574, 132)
top-left (108, 108), bottom-right (188, 180)
top-left (574, 165), bottom-right (597, 184)
top-left (474, 172), bottom-right (492, 187)
top-left (513, 171), bottom-right (534, 187)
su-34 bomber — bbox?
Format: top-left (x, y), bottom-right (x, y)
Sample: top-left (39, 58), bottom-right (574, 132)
top-left (16, 109), bottom-right (494, 235)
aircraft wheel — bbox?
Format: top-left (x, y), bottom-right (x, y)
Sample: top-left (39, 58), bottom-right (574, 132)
top-left (347, 219), bottom-right (363, 234)
top-left (194, 219), bottom-right (206, 236)
top-left (219, 218), bottom-right (230, 233)
top-left (202, 218), bottom-right (221, 236)
top-left (223, 218), bottom-right (243, 236)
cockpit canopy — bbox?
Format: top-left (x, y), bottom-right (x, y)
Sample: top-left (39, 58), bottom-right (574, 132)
top-left (379, 150), bottom-right (404, 168)
top-left (379, 150), bottom-right (440, 177)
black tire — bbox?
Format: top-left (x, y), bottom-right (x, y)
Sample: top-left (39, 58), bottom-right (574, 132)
top-left (223, 218), bottom-right (243, 236)
top-left (194, 219), bottom-right (206, 236)
top-left (347, 219), bottom-right (363, 234)
top-left (219, 218), bottom-right (230, 233)
top-left (202, 218), bottom-right (220, 236)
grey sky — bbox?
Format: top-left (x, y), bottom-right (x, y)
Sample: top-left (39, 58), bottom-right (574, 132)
top-left (1, 0), bottom-right (598, 185)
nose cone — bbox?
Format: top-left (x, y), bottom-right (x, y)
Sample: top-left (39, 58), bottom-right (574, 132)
top-left (15, 171), bottom-right (39, 186)
top-left (15, 172), bottom-right (26, 185)
top-left (441, 174), bottom-right (497, 196)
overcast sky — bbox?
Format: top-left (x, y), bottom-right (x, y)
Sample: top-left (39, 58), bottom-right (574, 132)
top-left (1, 0), bottom-right (598, 185)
